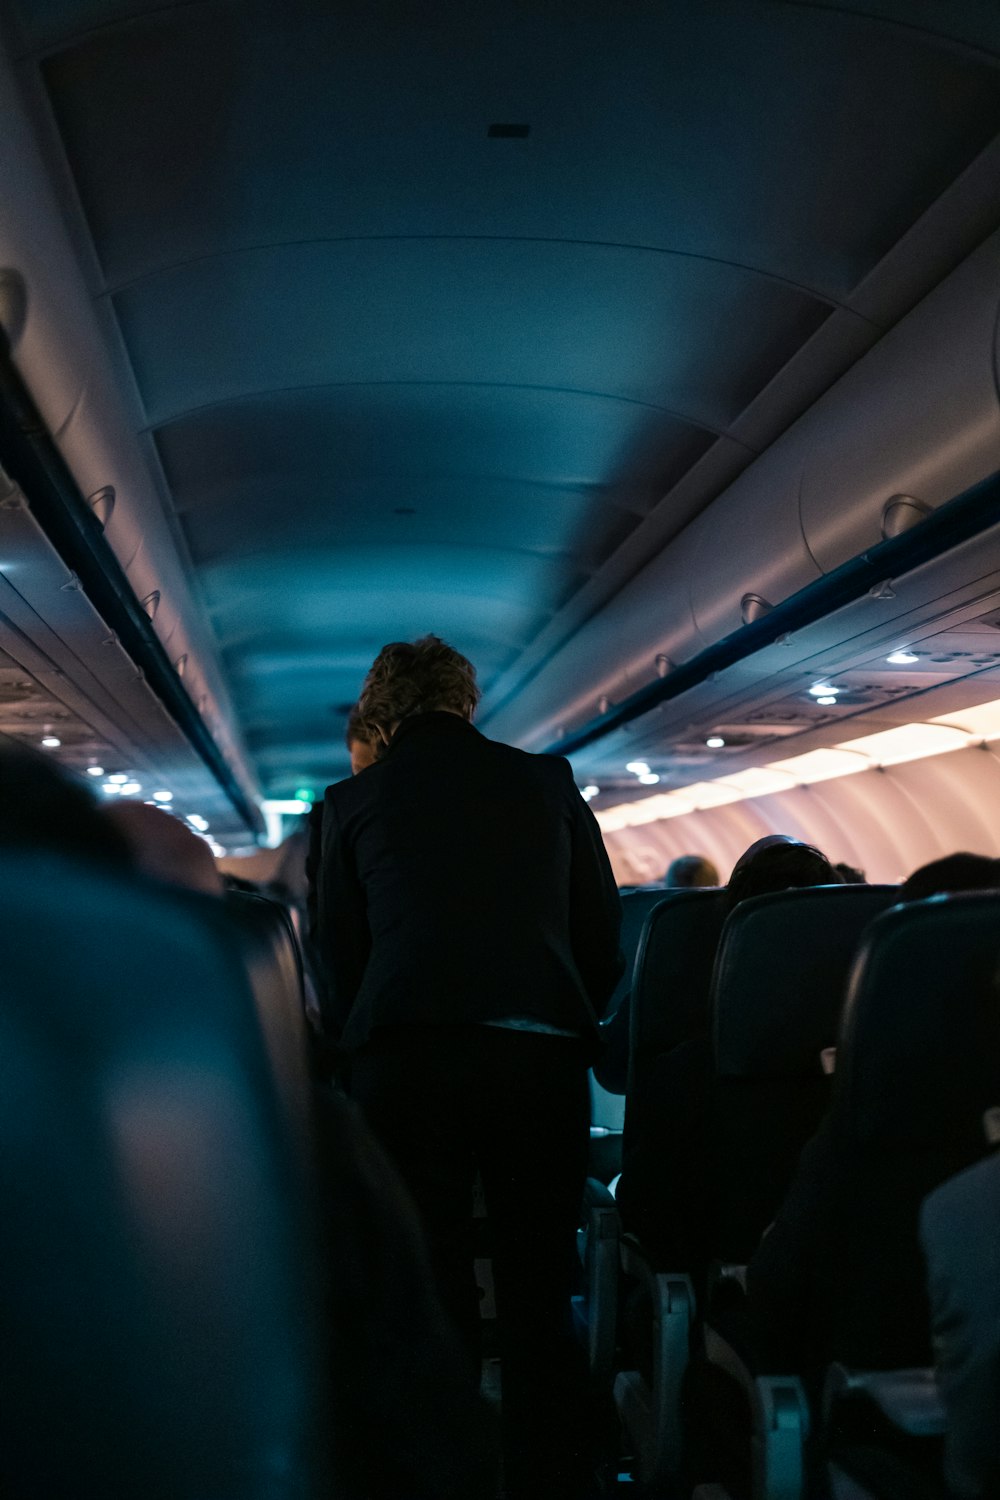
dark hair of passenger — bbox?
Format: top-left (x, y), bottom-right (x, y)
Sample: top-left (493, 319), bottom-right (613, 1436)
top-left (898, 852), bottom-right (1000, 903)
top-left (834, 861), bottom-right (866, 884)
top-left (665, 853), bottom-right (720, 888)
top-left (356, 634), bottom-right (481, 740)
top-left (0, 746), bottom-right (132, 866)
top-left (725, 836), bottom-right (842, 912)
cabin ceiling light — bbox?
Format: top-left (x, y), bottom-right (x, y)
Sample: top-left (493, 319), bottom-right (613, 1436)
top-left (638, 772), bottom-right (660, 785)
top-left (886, 650), bottom-right (919, 664)
top-left (581, 785), bottom-right (600, 801)
top-left (86, 765), bottom-right (104, 777)
top-left (705, 735), bottom-right (725, 749)
top-left (108, 773), bottom-right (129, 784)
top-left (152, 790), bottom-right (173, 803)
top-left (40, 735), bottom-right (60, 748)
top-left (625, 761), bottom-right (650, 776)
top-left (835, 722), bottom-right (970, 767)
top-left (261, 799), bottom-right (310, 815)
top-left (594, 695), bottom-right (1000, 836)
top-left (816, 695), bottom-right (838, 706)
top-left (808, 683), bottom-right (840, 698)
top-left (186, 814), bottom-right (210, 832)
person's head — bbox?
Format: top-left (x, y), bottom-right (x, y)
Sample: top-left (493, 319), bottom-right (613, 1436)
top-left (899, 853), bottom-right (1000, 903)
top-left (665, 854), bottom-right (720, 888)
top-left (725, 836), bottom-right (842, 912)
top-left (834, 862), bottom-right (866, 885)
top-left (345, 704), bottom-right (379, 775)
top-left (0, 747), bottom-right (131, 866)
top-left (104, 801), bottom-right (223, 896)
top-left (356, 634), bottom-right (480, 746)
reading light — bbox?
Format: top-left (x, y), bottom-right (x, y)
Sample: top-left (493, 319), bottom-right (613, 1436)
top-left (186, 814), bottom-right (209, 832)
top-left (581, 785), bottom-right (600, 801)
top-left (108, 773), bottom-right (128, 784)
top-left (121, 781), bottom-right (142, 795)
top-left (152, 790), bottom-right (173, 803)
top-left (86, 766), bottom-right (104, 777)
top-left (40, 736), bottom-right (61, 748)
top-left (886, 650), bottom-right (919, 665)
top-left (706, 736), bottom-right (725, 749)
top-left (625, 761), bottom-right (650, 776)
top-left (101, 782), bottom-right (121, 795)
top-left (816, 696), bottom-right (838, 706)
top-left (808, 683), bottom-right (839, 698)
top-left (638, 772), bottom-right (660, 785)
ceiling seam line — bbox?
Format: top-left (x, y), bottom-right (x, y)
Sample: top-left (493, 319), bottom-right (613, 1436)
top-left (135, 380), bottom-right (759, 447)
top-left (94, 235), bottom-right (869, 317)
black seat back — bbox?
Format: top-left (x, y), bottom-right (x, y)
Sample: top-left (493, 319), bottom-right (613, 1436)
top-left (628, 888), bottom-right (727, 1097)
top-left (609, 887), bottom-right (672, 1018)
top-left (222, 887), bottom-right (313, 1144)
top-left (709, 883), bottom-right (897, 1259)
top-left (0, 853), bottom-right (329, 1499)
top-left (825, 892), bottom-right (1000, 1367)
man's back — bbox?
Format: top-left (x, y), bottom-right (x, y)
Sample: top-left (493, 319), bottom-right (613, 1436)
top-left (318, 710), bottom-right (621, 1049)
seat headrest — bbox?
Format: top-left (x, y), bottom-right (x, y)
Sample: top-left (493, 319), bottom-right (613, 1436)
top-left (605, 887), bottom-right (675, 1015)
top-left (835, 892), bottom-right (1000, 1151)
top-left (713, 885), bottom-right (898, 1078)
top-left (630, 888), bottom-right (728, 1074)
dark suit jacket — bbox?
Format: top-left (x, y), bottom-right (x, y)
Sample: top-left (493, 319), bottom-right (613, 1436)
top-left (316, 711), bottom-right (622, 1052)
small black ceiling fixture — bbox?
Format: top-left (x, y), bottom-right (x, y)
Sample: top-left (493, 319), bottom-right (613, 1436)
top-left (487, 122), bottom-right (530, 138)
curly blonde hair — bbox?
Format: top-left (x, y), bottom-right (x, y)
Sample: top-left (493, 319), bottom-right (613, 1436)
top-left (356, 635), bottom-right (481, 738)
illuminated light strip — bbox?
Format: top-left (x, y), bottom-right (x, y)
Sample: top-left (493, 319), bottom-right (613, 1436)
top-left (594, 697), bottom-right (1000, 832)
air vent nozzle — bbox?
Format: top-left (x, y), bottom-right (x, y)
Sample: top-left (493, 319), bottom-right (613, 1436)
top-left (881, 494), bottom-right (931, 539)
top-left (741, 593), bottom-right (773, 625)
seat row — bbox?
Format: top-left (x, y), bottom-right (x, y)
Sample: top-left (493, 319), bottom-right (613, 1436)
top-left (1, 850), bottom-right (493, 1500)
top-left (575, 883), bottom-right (1000, 1499)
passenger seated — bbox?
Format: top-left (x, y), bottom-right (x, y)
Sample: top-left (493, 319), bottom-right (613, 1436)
top-left (900, 852), bottom-right (1000, 901)
top-left (664, 853), bottom-right (719, 888)
top-left (0, 746), bottom-right (131, 865)
top-left (834, 861), bottom-right (866, 884)
top-left (921, 1138), bottom-right (1000, 1500)
top-left (723, 835), bottom-right (843, 911)
top-left (616, 837), bottom-right (841, 1275)
top-left (105, 800), bottom-right (224, 895)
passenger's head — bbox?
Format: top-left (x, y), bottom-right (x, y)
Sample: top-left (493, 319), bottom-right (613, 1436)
top-left (356, 634), bottom-right (480, 744)
top-left (345, 703), bottom-right (379, 775)
top-left (899, 853), bottom-right (1000, 903)
top-left (0, 747), bottom-right (131, 866)
top-left (104, 802), bottom-right (223, 896)
top-left (725, 835), bottom-right (842, 912)
top-left (834, 862), bottom-right (866, 884)
top-left (665, 854), bottom-right (720, 888)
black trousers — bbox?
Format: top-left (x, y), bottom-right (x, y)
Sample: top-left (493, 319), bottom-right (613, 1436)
top-left (350, 1023), bottom-right (593, 1500)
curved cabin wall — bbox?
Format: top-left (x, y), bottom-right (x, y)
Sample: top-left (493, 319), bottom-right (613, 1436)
top-left (602, 743), bottom-right (1000, 888)
top-left (492, 231), bottom-right (1000, 749)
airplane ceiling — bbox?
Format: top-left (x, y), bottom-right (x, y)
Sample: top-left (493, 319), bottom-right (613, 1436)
top-left (5, 0), bottom-right (1000, 793)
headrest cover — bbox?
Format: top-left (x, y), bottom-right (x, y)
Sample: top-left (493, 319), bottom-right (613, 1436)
top-left (835, 892), bottom-right (1000, 1151)
top-left (713, 885), bottom-right (898, 1078)
top-left (606, 888), bottom-right (674, 1016)
top-left (630, 888), bottom-right (728, 1072)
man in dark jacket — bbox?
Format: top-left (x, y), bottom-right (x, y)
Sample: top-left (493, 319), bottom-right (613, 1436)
top-left (317, 634), bottom-right (622, 1500)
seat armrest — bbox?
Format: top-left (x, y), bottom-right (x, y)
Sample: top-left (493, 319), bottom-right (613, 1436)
top-left (614, 1240), bottom-right (696, 1490)
top-left (823, 1364), bottom-right (945, 1438)
top-left (573, 1176), bottom-right (621, 1388)
top-left (703, 1326), bottom-right (810, 1500)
